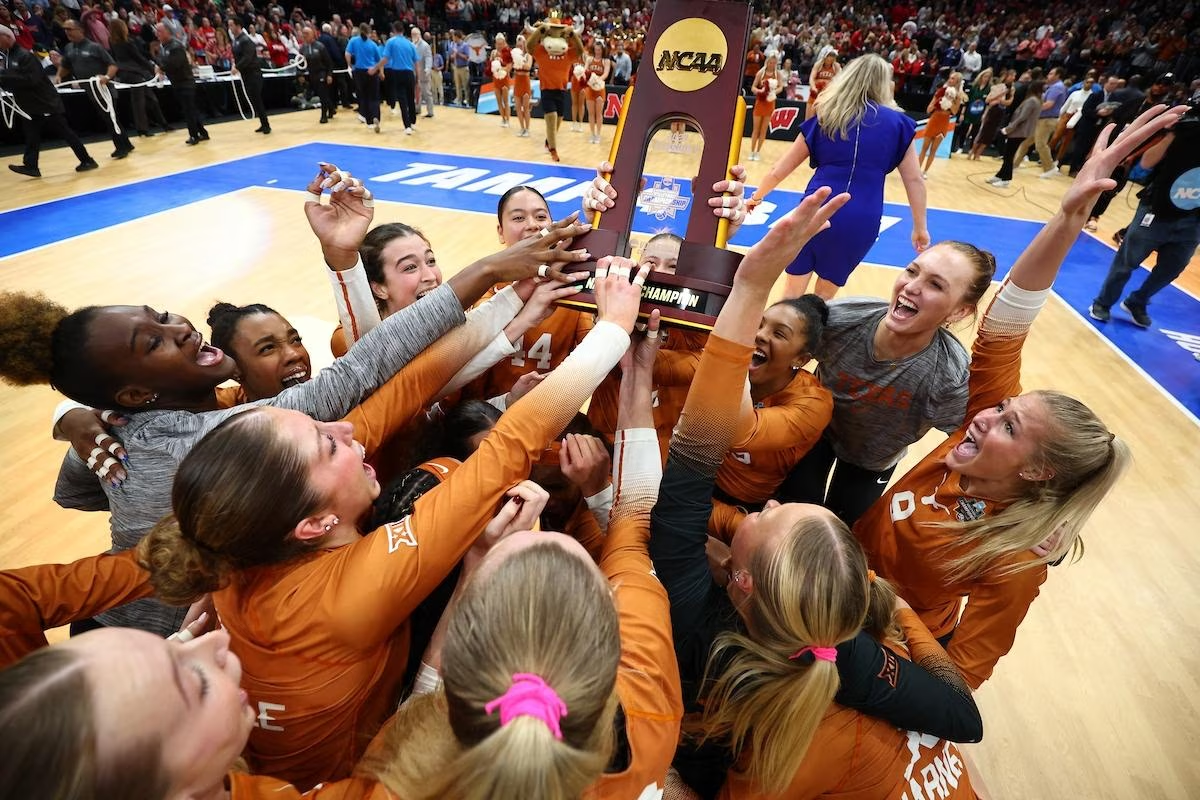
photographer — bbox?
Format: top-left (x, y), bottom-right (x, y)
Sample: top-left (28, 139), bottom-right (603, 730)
top-left (1090, 103), bottom-right (1200, 328)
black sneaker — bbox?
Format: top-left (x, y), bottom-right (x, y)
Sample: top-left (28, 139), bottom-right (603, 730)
top-left (186, 136), bottom-right (201, 145)
top-left (8, 164), bottom-right (41, 178)
top-left (76, 160), bottom-right (99, 172)
top-left (198, 130), bottom-right (210, 141)
top-left (1121, 300), bottom-right (1151, 328)
top-left (111, 148), bottom-right (132, 159)
top-left (1088, 303), bottom-right (1110, 322)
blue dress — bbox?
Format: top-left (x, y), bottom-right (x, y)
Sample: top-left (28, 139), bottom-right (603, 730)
top-left (785, 103), bottom-right (916, 285)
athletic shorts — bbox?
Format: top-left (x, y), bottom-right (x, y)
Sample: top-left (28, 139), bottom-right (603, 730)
top-left (540, 88), bottom-right (567, 116)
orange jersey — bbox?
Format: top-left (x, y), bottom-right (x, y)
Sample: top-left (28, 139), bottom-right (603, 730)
top-left (534, 43), bottom-right (575, 90)
top-left (588, 328), bottom-right (706, 459)
top-left (854, 318), bottom-right (1046, 689)
top-left (472, 292), bottom-right (590, 400)
top-left (0, 550), bottom-right (152, 669)
top-left (219, 320), bottom-right (629, 788)
top-left (719, 610), bottom-right (978, 800)
top-left (715, 371), bottom-right (832, 505)
top-left (586, 497), bottom-right (683, 798)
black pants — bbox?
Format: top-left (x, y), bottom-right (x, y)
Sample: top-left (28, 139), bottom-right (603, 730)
top-left (241, 70), bottom-right (269, 128)
top-left (386, 69), bottom-right (416, 127)
top-left (335, 71), bottom-right (354, 107)
top-left (775, 435), bottom-right (897, 527)
top-left (174, 84), bottom-right (206, 138)
top-left (87, 84), bottom-right (132, 153)
top-left (128, 85), bottom-right (168, 132)
top-left (311, 72), bottom-right (334, 117)
top-left (22, 112), bottom-right (92, 170)
top-left (354, 69), bottom-right (381, 123)
top-left (995, 135), bottom-right (1023, 181)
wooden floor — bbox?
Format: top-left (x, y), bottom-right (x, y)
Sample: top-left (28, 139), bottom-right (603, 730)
top-left (2, 107), bottom-right (1198, 799)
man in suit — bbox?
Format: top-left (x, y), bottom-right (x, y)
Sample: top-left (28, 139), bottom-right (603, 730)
top-left (0, 23), bottom-right (97, 176)
top-left (154, 22), bottom-right (207, 144)
top-left (300, 25), bottom-right (334, 123)
top-left (230, 17), bottom-right (269, 133)
top-left (57, 18), bottom-right (133, 158)
top-left (1068, 74), bottom-right (1118, 176)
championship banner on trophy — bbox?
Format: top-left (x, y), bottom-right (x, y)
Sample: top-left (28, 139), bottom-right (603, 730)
top-left (560, 0), bottom-right (753, 330)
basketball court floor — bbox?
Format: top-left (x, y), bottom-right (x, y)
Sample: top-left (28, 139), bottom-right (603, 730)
top-left (2, 105), bottom-right (1197, 799)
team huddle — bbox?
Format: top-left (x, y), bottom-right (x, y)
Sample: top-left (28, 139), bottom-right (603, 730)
top-left (0, 86), bottom-right (1182, 800)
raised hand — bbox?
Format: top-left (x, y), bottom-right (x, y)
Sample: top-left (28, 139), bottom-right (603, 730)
top-left (709, 164), bottom-right (750, 235)
top-left (1062, 104), bottom-right (1186, 218)
top-left (593, 257), bottom-right (649, 332)
top-left (560, 433), bottom-right (612, 497)
top-left (482, 211), bottom-right (592, 283)
top-left (736, 186), bottom-right (850, 290)
top-left (304, 161), bottom-right (376, 268)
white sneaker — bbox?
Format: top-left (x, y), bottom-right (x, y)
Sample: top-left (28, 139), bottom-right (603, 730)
top-left (1039, 168), bottom-right (1059, 179)
top-left (357, 113), bottom-right (366, 124)
top-left (992, 179), bottom-right (1011, 187)
top-left (405, 126), bottom-right (413, 135)
top-left (501, 120), bottom-right (509, 128)
top-left (986, 176), bottom-right (1001, 184)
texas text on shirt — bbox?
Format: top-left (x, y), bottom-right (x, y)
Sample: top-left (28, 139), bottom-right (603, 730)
top-left (717, 610), bottom-right (979, 800)
top-left (715, 370), bottom-right (833, 505)
top-left (219, 320), bottom-right (632, 788)
top-left (0, 550), bottom-right (152, 669)
top-left (587, 429), bottom-right (683, 799)
top-left (854, 286), bottom-right (1045, 690)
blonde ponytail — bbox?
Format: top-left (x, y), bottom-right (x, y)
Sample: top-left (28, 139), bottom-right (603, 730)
top-left (417, 541), bottom-right (622, 800)
top-left (695, 513), bottom-right (869, 793)
top-left (944, 390), bottom-right (1131, 581)
top-left (862, 575), bottom-right (901, 644)
top-left (137, 516), bottom-right (227, 606)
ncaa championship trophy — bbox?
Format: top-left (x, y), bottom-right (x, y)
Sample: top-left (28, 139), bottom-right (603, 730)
top-left (561, 0), bottom-right (753, 330)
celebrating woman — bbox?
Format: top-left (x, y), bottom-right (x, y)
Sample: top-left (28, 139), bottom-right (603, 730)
top-left (748, 50), bottom-right (786, 162)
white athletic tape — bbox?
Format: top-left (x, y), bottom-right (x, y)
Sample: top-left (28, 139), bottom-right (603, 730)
top-left (537, 227), bottom-right (551, 238)
top-left (167, 627), bottom-right (195, 642)
top-left (537, 264), bottom-right (550, 278)
top-left (99, 410), bottom-right (117, 424)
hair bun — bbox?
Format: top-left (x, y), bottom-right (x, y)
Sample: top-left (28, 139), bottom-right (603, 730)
top-left (0, 291), bottom-right (69, 387)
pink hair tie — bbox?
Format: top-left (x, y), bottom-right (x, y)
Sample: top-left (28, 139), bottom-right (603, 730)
top-left (485, 673), bottom-right (568, 740)
top-left (789, 645), bottom-right (837, 663)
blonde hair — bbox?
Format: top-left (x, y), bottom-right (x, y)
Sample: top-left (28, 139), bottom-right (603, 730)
top-left (396, 542), bottom-right (622, 800)
top-left (696, 514), bottom-right (872, 793)
top-left (945, 390), bottom-right (1130, 581)
top-left (814, 53), bottom-right (897, 140)
top-left (973, 67), bottom-right (994, 89)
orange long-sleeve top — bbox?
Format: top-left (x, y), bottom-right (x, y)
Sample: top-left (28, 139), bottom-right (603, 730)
top-left (714, 370), bottom-right (833, 505)
top-left (216, 320), bottom-right (629, 789)
top-left (588, 328), bottom-right (706, 459)
top-left (718, 610), bottom-right (979, 799)
top-left (231, 434), bottom-right (680, 800)
top-left (853, 299), bottom-right (1047, 690)
top-left (470, 292), bottom-right (591, 400)
top-left (0, 550), bottom-right (153, 669)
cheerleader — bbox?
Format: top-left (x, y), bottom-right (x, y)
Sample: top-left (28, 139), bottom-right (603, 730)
top-left (489, 32), bottom-right (513, 129)
top-left (749, 51), bottom-right (786, 161)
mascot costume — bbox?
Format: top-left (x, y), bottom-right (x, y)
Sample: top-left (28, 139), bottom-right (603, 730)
top-left (525, 13), bottom-right (584, 162)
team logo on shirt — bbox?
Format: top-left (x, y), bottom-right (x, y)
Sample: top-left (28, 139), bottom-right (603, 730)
top-left (1169, 167), bottom-right (1200, 211)
top-left (955, 498), bottom-right (987, 522)
top-left (877, 648), bottom-right (900, 688)
top-left (386, 517), bottom-right (419, 553)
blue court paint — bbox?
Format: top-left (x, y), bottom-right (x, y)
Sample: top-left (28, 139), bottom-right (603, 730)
top-left (2, 142), bottom-right (1196, 421)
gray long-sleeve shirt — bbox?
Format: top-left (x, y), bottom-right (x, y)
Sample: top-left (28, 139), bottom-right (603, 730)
top-left (53, 283), bottom-right (465, 635)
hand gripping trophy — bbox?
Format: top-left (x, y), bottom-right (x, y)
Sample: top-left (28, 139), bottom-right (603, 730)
top-left (562, 0), bottom-right (753, 330)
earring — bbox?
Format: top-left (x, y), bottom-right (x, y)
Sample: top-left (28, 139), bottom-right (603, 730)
top-left (144, 393), bottom-right (159, 406)
top-left (323, 516), bottom-right (340, 532)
